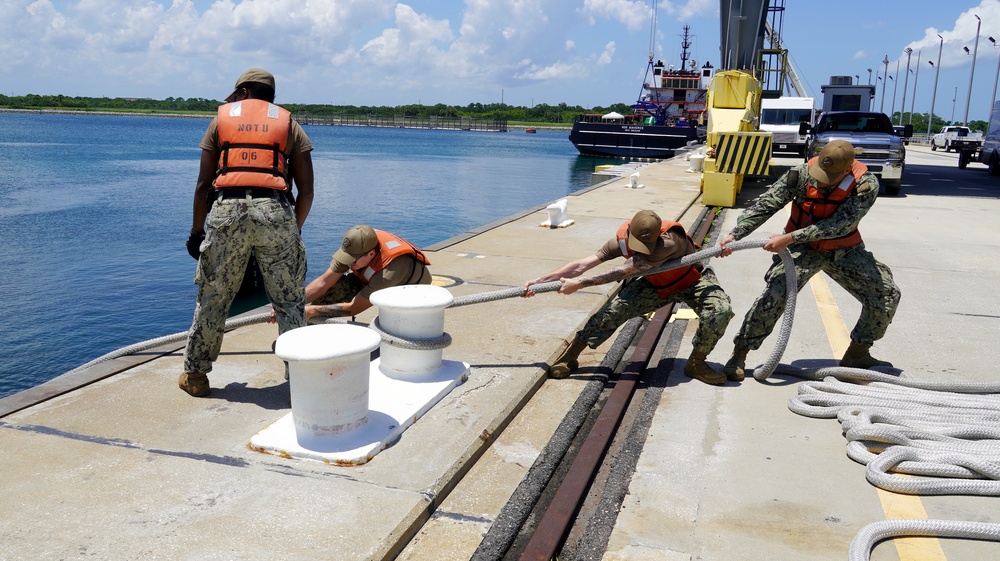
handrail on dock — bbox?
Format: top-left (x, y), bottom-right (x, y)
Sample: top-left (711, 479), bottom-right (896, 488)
top-left (293, 113), bottom-right (508, 132)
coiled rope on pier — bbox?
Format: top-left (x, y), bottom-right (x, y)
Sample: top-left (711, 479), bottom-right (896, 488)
top-left (849, 519), bottom-right (1000, 561)
top-left (779, 354), bottom-right (1000, 557)
top-left (783, 366), bottom-right (1000, 496)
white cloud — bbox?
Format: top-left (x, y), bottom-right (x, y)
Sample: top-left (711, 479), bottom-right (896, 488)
top-left (0, 0), bottom-right (683, 105)
top-left (598, 41), bottom-right (616, 65)
top-left (660, 0), bottom-right (715, 21)
top-left (581, 0), bottom-right (650, 32)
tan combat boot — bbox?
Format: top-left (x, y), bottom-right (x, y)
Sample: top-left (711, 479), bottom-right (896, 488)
top-left (839, 342), bottom-right (893, 369)
top-left (684, 352), bottom-right (727, 385)
top-left (548, 337), bottom-right (588, 379)
top-left (723, 346), bottom-right (750, 382)
top-left (178, 372), bottom-right (210, 397)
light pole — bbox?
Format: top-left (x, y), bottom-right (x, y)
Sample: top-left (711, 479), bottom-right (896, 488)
top-left (928, 34), bottom-right (944, 139)
top-left (890, 59), bottom-right (900, 121)
top-left (900, 48), bottom-right (913, 125)
top-left (990, 36), bottom-right (1000, 118)
top-left (963, 14), bottom-right (981, 125)
top-left (867, 68), bottom-right (873, 85)
top-left (909, 50), bottom-right (921, 126)
top-left (880, 55), bottom-right (890, 112)
top-left (952, 85), bottom-right (957, 123)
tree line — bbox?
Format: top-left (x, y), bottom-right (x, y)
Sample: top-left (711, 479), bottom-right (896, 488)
top-left (2, 93), bottom-right (989, 133)
top-left (0, 93), bottom-right (634, 124)
top-left (875, 111), bottom-right (986, 136)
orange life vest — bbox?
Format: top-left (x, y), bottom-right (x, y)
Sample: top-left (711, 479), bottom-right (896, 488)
top-left (357, 230), bottom-right (431, 284)
top-left (784, 159), bottom-right (868, 251)
top-left (616, 220), bottom-right (701, 298)
top-left (214, 99), bottom-right (291, 190)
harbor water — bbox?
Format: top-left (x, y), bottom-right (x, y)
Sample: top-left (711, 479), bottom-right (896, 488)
top-left (0, 112), bottom-right (605, 398)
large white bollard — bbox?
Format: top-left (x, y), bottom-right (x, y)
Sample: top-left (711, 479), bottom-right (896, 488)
top-left (688, 153), bottom-right (705, 172)
top-left (274, 324), bottom-right (381, 445)
top-left (369, 284), bottom-right (453, 379)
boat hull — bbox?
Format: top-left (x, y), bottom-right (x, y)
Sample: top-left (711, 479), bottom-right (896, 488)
top-left (568, 121), bottom-right (702, 159)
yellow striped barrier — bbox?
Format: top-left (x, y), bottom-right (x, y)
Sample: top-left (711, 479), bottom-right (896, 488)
top-left (702, 131), bottom-right (772, 207)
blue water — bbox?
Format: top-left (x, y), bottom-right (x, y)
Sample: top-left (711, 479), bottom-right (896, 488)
top-left (0, 112), bottom-right (606, 398)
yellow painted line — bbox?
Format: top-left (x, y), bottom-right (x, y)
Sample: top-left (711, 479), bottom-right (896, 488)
top-left (808, 274), bottom-right (949, 561)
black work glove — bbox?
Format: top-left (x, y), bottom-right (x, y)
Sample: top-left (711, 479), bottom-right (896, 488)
top-left (186, 230), bottom-right (205, 260)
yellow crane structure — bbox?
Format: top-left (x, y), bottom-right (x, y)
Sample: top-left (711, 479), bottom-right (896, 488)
top-left (700, 0), bottom-right (790, 207)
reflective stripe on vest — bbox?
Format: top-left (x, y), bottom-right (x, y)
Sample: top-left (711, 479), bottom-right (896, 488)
top-left (615, 220), bottom-right (702, 299)
top-left (784, 159), bottom-right (867, 251)
top-left (214, 99), bottom-right (291, 190)
top-left (359, 230), bottom-right (431, 283)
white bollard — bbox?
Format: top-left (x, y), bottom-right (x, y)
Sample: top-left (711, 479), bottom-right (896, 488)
top-left (544, 198), bottom-right (568, 226)
top-left (369, 284), bottom-right (453, 379)
top-left (688, 153), bottom-right (705, 172)
top-left (274, 324), bottom-right (381, 446)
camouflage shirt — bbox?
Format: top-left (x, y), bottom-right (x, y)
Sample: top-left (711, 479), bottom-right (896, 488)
top-left (728, 162), bottom-right (880, 244)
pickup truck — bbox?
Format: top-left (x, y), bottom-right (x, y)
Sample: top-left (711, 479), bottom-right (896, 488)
top-left (931, 126), bottom-right (983, 153)
top-left (963, 101), bottom-right (1000, 173)
top-left (800, 111), bottom-right (912, 196)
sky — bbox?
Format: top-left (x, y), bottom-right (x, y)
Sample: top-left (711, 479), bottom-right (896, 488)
top-left (4, 0), bottom-right (1000, 122)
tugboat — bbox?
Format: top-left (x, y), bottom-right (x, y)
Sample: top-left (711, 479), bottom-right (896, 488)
top-left (569, 24), bottom-right (713, 159)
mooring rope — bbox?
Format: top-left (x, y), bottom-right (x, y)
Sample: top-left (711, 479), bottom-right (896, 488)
top-left (440, 238), bottom-right (796, 378)
top-left (368, 316), bottom-right (452, 351)
top-left (62, 237), bottom-right (796, 371)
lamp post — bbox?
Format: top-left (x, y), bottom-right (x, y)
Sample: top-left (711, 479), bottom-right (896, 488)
top-left (890, 59), bottom-right (900, 121)
top-left (867, 68), bottom-right (873, 85)
top-left (952, 85), bottom-right (957, 123)
top-left (909, 50), bottom-right (921, 126)
top-left (928, 34), bottom-right (944, 139)
top-left (880, 55), bottom-right (890, 112)
top-left (990, 36), bottom-right (1000, 118)
top-left (900, 48), bottom-right (913, 125)
top-left (963, 14), bottom-right (981, 125)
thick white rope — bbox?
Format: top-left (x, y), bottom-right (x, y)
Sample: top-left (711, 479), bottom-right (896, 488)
top-left (849, 519), bottom-right (1000, 561)
top-left (64, 238), bottom-right (797, 371)
top-left (781, 365), bottom-right (1000, 556)
top-left (785, 369), bottom-right (1000, 496)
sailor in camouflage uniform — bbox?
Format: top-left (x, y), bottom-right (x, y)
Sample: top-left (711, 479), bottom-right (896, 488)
top-left (179, 68), bottom-right (315, 397)
top-left (524, 210), bottom-right (735, 385)
top-left (719, 140), bottom-right (900, 379)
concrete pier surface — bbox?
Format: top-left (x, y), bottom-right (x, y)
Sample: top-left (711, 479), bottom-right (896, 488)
top-left (1, 145), bottom-right (998, 561)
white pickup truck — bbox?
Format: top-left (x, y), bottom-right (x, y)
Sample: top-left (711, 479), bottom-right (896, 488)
top-left (931, 126), bottom-right (984, 152)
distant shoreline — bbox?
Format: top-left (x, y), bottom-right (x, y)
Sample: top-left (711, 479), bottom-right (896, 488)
top-left (0, 107), bottom-right (211, 119)
top-left (0, 107), bottom-right (571, 130)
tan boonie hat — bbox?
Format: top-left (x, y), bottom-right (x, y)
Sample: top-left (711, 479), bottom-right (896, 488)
top-left (809, 140), bottom-right (855, 184)
top-left (333, 225), bottom-right (379, 266)
top-left (225, 68), bottom-right (276, 102)
top-left (627, 210), bottom-right (662, 255)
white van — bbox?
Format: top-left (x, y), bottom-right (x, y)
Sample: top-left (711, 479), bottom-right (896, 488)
top-left (760, 97), bottom-right (817, 156)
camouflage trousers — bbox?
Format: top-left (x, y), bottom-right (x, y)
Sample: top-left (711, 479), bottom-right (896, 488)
top-left (733, 242), bottom-right (901, 350)
top-left (184, 195), bottom-right (306, 375)
top-left (309, 271), bottom-right (431, 308)
top-left (311, 273), bottom-right (365, 306)
top-left (577, 267), bottom-right (734, 355)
